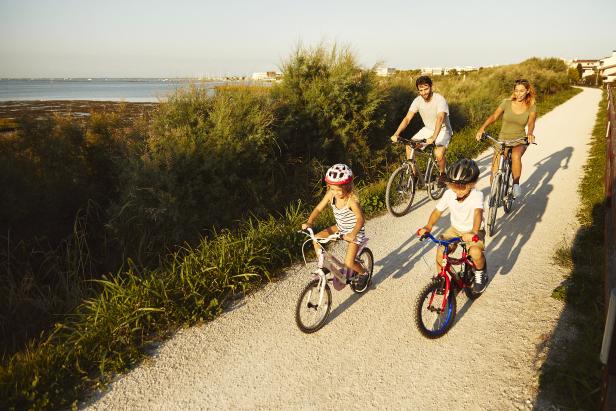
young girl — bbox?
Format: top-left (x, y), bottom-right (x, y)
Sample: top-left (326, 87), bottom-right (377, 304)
top-left (417, 159), bottom-right (487, 293)
top-left (302, 164), bottom-right (367, 288)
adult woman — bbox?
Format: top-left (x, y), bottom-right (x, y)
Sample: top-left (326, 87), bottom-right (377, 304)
top-left (475, 79), bottom-right (537, 198)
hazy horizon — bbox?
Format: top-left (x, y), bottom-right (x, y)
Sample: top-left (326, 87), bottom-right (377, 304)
top-left (1, 0), bottom-right (615, 78)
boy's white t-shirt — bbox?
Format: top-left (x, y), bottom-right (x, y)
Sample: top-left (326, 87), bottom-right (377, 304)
top-left (408, 92), bottom-right (453, 136)
top-left (435, 188), bottom-right (484, 232)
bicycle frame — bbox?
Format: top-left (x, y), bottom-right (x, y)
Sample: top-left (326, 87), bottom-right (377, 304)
top-left (420, 232), bottom-right (477, 311)
top-left (483, 133), bottom-right (528, 205)
top-left (398, 138), bottom-right (437, 187)
top-left (300, 228), bottom-right (368, 305)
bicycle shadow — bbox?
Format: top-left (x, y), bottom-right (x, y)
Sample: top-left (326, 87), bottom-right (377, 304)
top-left (326, 233), bottom-right (433, 324)
top-left (484, 146), bottom-right (574, 277)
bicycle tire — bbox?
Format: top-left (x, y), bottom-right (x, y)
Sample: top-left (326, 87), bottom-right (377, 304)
top-left (385, 164), bottom-right (416, 216)
top-left (295, 279), bottom-right (332, 333)
top-left (426, 159), bottom-right (445, 200)
top-left (415, 278), bottom-right (457, 339)
top-left (350, 248), bottom-right (374, 294)
top-left (487, 174), bottom-right (501, 236)
top-left (503, 157), bottom-right (514, 213)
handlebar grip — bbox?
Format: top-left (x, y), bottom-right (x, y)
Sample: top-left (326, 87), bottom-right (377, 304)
top-left (472, 235), bottom-right (479, 243)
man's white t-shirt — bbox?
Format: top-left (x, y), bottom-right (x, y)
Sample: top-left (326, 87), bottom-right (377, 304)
top-left (435, 188), bottom-right (484, 232)
top-left (409, 92), bottom-right (453, 136)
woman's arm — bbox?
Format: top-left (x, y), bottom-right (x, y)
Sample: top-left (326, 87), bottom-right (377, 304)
top-left (475, 106), bottom-right (504, 140)
top-left (526, 112), bottom-right (537, 143)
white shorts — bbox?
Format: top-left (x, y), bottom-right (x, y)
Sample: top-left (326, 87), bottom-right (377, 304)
top-left (411, 127), bottom-right (452, 147)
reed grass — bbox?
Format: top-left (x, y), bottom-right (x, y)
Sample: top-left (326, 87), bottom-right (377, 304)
top-left (0, 47), bottom-right (582, 409)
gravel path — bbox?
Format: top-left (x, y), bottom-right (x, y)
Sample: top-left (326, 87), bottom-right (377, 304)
top-left (85, 87), bottom-right (602, 410)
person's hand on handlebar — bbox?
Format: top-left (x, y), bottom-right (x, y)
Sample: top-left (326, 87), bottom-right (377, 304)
top-left (526, 133), bottom-right (535, 144)
top-left (416, 227), bottom-right (431, 237)
top-left (475, 130), bottom-right (484, 141)
top-left (391, 134), bottom-right (400, 143)
top-left (462, 233), bottom-right (479, 243)
top-left (301, 222), bottom-right (312, 230)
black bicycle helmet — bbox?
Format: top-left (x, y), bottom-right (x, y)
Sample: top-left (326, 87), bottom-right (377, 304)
top-left (446, 158), bottom-right (479, 184)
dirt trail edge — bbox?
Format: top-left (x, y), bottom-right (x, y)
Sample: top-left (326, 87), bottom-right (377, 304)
top-left (85, 88), bottom-right (601, 410)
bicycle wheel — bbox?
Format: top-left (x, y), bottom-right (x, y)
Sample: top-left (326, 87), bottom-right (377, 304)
top-left (415, 278), bottom-right (457, 339)
top-left (295, 279), bottom-right (332, 333)
top-left (426, 159), bottom-right (445, 200)
top-left (385, 164), bottom-right (416, 216)
top-left (503, 159), bottom-right (514, 213)
top-left (350, 248), bottom-right (374, 294)
top-left (487, 174), bottom-right (501, 236)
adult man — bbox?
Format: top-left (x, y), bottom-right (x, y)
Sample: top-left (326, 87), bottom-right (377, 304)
top-left (391, 75), bottom-right (453, 184)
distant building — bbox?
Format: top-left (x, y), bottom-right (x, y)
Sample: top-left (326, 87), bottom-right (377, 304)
top-left (599, 50), bottom-right (616, 84)
top-left (251, 71), bottom-right (281, 81)
top-left (570, 58), bottom-right (601, 79)
top-left (419, 66), bottom-right (478, 76)
top-left (375, 67), bottom-right (397, 77)
top-left (421, 67), bottom-right (444, 76)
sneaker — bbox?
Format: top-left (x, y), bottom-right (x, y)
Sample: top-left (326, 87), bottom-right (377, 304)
top-left (472, 270), bottom-right (487, 294)
top-left (512, 184), bottom-right (521, 199)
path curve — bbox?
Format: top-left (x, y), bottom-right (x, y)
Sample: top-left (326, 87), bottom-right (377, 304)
top-left (85, 87), bottom-right (602, 410)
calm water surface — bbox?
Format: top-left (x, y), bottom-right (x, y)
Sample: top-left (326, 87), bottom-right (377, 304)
top-left (0, 79), bottom-right (230, 102)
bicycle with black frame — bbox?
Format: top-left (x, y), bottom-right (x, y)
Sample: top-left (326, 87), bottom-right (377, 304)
top-left (385, 137), bottom-right (445, 217)
top-left (481, 132), bottom-right (536, 236)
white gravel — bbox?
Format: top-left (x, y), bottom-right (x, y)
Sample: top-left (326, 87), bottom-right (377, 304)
top-left (84, 87), bottom-right (602, 410)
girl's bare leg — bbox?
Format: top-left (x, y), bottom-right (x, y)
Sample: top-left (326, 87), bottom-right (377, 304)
top-left (344, 241), bottom-right (364, 274)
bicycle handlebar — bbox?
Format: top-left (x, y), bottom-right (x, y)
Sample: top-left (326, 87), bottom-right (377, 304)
top-left (299, 228), bottom-right (342, 244)
top-left (481, 132), bottom-right (537, 146)
top-left (393, 137), bottom-right (432, 147)
top-left (417, 231), bottom-right (478, 246)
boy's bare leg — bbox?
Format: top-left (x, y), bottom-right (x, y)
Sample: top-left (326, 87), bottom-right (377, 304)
top-left (468, 246), bottom-right (485, 270)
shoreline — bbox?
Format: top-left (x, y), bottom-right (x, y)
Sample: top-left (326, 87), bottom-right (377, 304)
top-left (0, 100), bottom-right (158, 126)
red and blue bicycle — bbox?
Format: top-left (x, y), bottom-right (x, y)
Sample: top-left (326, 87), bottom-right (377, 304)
top-left (415, 232), bottom-right (485, 338)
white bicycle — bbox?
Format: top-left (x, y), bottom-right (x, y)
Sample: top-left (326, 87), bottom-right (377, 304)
top-left (295, 228), bottom-right (374, 333)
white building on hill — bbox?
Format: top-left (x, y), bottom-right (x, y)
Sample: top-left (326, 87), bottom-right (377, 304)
top-left (375, 67), bottom-right (397, 77)
top-left (251, 71), bottom-right (281, 81)
top-left (570, 58), bottom-right (601, 79)
top-left (599, 50), bottom-right (616, 84)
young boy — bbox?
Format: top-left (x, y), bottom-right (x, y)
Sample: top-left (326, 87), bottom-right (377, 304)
top-left (417, 158), bottom-right (487, 292)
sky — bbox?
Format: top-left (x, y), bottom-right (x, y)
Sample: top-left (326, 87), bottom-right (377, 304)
top-left (0, 0), bottom-right (614, 78)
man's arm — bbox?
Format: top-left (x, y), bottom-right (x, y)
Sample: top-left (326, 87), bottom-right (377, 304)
top-left (391, 111), bottom-right (416, 142)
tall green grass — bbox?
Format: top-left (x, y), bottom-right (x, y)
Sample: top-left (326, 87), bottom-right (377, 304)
top-left (0, 44), bottom-right (581, 409)
top-left (539, 89), bottom-right (607, 408)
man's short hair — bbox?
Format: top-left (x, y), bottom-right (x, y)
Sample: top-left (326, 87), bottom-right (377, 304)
top-left (415, 76), bottom-right (433, 88)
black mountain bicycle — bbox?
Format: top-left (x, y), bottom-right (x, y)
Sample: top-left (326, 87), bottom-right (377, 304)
top-left (481, 133), bottom-right (535, 236)
top-left (385, 138), bottom-right (445, 217)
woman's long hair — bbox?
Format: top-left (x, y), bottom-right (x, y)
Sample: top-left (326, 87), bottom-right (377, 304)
top-left (510, 79), bottom-right (536, 106)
